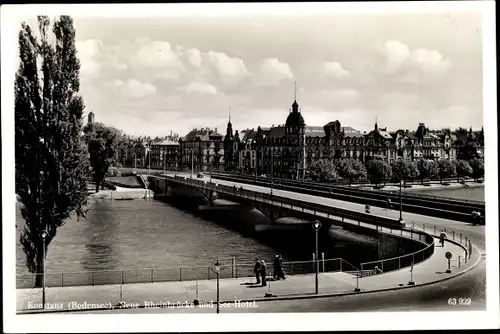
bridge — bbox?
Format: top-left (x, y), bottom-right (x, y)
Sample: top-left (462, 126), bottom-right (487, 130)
top-left (147, 174), bottom-right (405, 233)
top-left (207, 172), bottom-right (485, 224)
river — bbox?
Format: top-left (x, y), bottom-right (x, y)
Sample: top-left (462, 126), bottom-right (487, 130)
top-left (15, 197), bottom-right (379, 277)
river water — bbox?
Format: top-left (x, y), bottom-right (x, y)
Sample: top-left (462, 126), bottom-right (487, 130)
top-left (409, 186), bottom-right (485, 202)
top-left (15, 197), bottom-right (378, 277)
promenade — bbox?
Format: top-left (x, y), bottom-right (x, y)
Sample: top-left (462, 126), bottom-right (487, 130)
top-left (17, 229), bottom-right (478, 313)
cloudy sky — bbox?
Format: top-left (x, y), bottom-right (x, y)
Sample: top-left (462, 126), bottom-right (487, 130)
top-left (21, 10), bottom-right (485, 137)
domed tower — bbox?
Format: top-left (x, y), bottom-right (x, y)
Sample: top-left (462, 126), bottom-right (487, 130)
top-left (88, 111), bottom-right (95, 124)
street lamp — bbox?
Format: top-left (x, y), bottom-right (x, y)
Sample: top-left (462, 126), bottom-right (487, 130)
top-left (211, 259), bottom-right (222, 314)
top-left (399, 165), bottom-right (404, 223)
top-left (41, 229), bottom-right (48, 309)
top-left (312, 220), bottom-right (321, 294)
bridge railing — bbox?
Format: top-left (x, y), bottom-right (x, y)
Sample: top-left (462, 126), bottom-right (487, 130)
top-left (208, 173), bottom-right (485, 208)
top-left (171, 176), bottom-right (404, 230)
top-left (359, 224), bottom-right (436, 277)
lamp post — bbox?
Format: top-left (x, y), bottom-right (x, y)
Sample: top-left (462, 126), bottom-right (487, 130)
top-left (399, 167), bottom-right (404, 223)
top-left (211, 259), bottom-right (222, 314)
top-left (133, 153), bottom-right (137, 173)
top-left (312, 220), bottom-right (321, 294)
top-left (191, 150), bottom-right (194, 178)
top-left (41, 229), bottom-right (48, 309)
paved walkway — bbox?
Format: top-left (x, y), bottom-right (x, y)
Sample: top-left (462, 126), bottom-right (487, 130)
top-left (17, 235), bottom-right (479, 313)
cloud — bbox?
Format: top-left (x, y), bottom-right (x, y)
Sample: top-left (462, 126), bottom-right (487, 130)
top-left (378, 40), bottom-right (451, 77)
top-left (76, 39), bottom-right (104, 76)
top-left (178, 47), bottom-right (203, 68)
top-left (185, 82), bottom-right (218, 94)
top-left (409, 48), bottom-right (451, 75)
top-left (252, 58), bottom-right (294, 87)
top-left (206, 51), bottom-right (249, 84)
top-left (106, 78), bottom-right (157, 98)
top-left (380, 40), bottom-right (411, 73)
top-left (130, 40), bottom-right (185, 80)
top-left (76, 39), bottom-right (128, 77)
top-left (322, 61), bottom-right (350, 79)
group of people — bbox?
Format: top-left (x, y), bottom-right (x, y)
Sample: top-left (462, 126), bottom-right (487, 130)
top-left (253, 255), bottom-right (286, 286)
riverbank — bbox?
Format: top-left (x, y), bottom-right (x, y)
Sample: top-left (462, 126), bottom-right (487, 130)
top-left (358, 181), bottom-right (484, 193)
top-left (88, 186), bottom-right (154, 200)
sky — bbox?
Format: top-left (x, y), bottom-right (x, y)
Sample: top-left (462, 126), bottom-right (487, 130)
top-left (15, 10), bottom-right (485, 137)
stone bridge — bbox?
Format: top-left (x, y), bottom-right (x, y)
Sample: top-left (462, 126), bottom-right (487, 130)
top-left (147, 175), bottom-right (405, 233)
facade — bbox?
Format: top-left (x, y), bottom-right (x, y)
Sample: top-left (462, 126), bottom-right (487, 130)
top-left (179, 127), bottom-right (224, 172)
top-left (456, 127), bottom-right (484, 160)
top-left (239, 129), bottom-right (258, 174)
top-left (150, 138), bottom-right (180, 170)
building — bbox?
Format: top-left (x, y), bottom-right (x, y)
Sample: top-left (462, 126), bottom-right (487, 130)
top-left (223, 114), bottom-right (240, 172)
top-left (88, 111), bottom-right (95, 124)
top-left (150, 138), bottom-right (180, 170)
top-left (239, 129), bottom-right (258, 174)
top-left (179, 127), bottom-right (224, 172)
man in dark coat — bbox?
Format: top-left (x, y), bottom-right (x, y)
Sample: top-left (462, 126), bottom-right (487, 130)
top-left (278, 255), bottom-right (286, 279)
top-left (260, 260), bottom-right (267, 286)
top-left (254, 258), bottom-right (261, 284)
top-left (273, 255), bottom-right (280, 280)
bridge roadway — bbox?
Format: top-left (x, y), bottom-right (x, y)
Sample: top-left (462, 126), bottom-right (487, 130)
top-left (149, 174), bottom-right (404, 231)
top-left (209, 173), bottom-right (485, 223)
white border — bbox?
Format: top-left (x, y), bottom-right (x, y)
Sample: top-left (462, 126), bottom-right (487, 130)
top-left (2, 2), bottom-right (498, 332)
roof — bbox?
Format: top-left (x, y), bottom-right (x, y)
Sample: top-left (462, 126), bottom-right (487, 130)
top-left (152, 139), bottom-right (179, 146)
top-left (285, 111), bottom-right (305, 127)
top-left (241, 129), bottom-right (258, 142)
top-left (269, 126), bottom-right (286, 137)
top-left (182, 128), bottom-right (223, 141)
top-left (304, 126), bottom-right (326, 137)
top-left (379, 130), bottom-right (393, 139)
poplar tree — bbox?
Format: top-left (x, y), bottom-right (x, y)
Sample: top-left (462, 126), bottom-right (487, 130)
top-left (15, 16), bottom-right (88, 287)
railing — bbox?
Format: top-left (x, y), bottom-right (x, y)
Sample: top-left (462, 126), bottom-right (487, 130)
top-left (169, 176), bottom-right (404, 229)
top-left (210, 172), bottom-right (485, 207)
top-left (360, 226), bottom-right (434, 277)
top-left (17, 258), bottom-right (358, 289)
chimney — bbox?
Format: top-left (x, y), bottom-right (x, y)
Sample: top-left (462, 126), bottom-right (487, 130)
top-left (170, 130), bottom-right (172, 136)
top-left (215, 127), bottom-right (218, 134)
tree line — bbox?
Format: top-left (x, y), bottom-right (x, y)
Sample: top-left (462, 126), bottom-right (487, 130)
top-left (307, 157), bottom-right (484, 186)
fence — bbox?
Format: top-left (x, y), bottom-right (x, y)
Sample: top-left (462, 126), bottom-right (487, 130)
top-left (17, 258), bottom-right (360, 289)
top-left (360, 227), bottom-right (434, 277)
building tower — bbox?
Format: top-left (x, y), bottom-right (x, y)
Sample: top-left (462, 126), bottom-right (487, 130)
top-left (284, 82), bottom-right (306, 179)
top-left (88, 111), bottom-right (95, 124)
top-left (223, 107), bottom-right (235, 171)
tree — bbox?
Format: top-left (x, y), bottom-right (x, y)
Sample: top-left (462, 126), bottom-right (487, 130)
top-left (83, 122), bottom-right (124, 192)
top-left (391, 159), bottom-right (418, 185)
top-left (437, 159), bottom-right (457, 184)
top-left (15, 16), bottom-right (88, 287)
top-left (416, 158), bottom-right (435, 184)
top-left (307, 159), bottom-right (338, 182)
top-left (366, 159), bottom-right (392, 185)
top-left (336, 158), bottom-right (366, 186)
top-left (454, 159), bottom-right (473, 182)
top-left (468, 158), bottom-right (485, 181)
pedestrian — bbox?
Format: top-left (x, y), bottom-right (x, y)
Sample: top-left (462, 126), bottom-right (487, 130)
top-left (439, 229), bottom-right (447, 247)
top-left (278, 255), bottom-right (286, 280)
top-left (273, 255), bottom-right (280, 280)
top-left (374, 266), bottom-right (383, 274)
top-left (365, 204), bottom-right (370, 214)
top-left (253, 258), bottom-right (261, 284)
top-left (260, 259), bottom-right (267, 286)
top-left (387, 198), bottom-right (392, 210)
